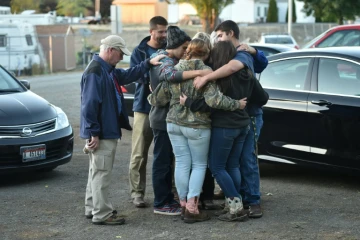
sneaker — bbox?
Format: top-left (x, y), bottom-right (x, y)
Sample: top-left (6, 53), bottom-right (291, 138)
top-left (92, 212), bottom-right (125, 225)
top-left (249, 204), bottom-right (263, 218)
top-left (132, 197), bottom-right (146, 208)
top-left (168, 199), bottom-right (181, 208)
top-left (154, 204), bottom-right (182, 216)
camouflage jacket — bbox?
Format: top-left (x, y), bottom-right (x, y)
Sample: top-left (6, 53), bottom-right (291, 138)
top-left (148, 59), bottom-right (241, 128)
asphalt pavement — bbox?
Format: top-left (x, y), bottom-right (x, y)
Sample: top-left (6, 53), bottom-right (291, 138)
top-left (1, 71), bottom-right (360, 240)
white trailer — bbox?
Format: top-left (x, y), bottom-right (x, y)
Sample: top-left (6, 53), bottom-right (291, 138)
top-left (0, 21), bottom-right (40, 75)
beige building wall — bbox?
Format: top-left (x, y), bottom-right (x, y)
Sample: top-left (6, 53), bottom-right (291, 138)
top-left (112, 0), bottom-right (168, 24)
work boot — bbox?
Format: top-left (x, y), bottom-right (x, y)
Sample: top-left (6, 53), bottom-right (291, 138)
top-left (218, 197), bottom-right (248, 222)
top-left (183, 197), bottom-right (210, 224)
top-left (249, 204), bottom-right (263, 218)
top-left (180, 199), bottom-right (186, 220)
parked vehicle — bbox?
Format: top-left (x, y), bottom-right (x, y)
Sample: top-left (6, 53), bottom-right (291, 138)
top-left (250, 43), bottom-right (295, 57)
top-left (257, 47), bottom-right (360, 172)
top-left (258, 33), bottom-right (299, 49)
top-left (0, 65), bottom-right (73, 174)
top-left (0, 21), bottom-right (40, 75)
top-left (303, 24), bottom-right (360, 48)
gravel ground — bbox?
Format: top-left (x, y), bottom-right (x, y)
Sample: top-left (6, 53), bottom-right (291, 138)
top-left (1, 72), bottom-right (360, 240)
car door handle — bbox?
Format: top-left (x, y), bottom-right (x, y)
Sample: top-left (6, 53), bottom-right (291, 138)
top-left (311, 100), bottom-right (332, 106)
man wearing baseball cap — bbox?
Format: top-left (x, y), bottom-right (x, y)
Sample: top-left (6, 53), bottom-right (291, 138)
top-left (80, 35), bottom-right (164, 225)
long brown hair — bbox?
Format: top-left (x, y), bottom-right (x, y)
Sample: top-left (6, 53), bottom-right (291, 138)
top-left (211, 41), bottom-right (236, 93)
top-left (184, 38), bottom-right (210, 60)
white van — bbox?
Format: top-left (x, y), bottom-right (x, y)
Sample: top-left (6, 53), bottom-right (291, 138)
top-left (0, 21), bottom-right (40, 75)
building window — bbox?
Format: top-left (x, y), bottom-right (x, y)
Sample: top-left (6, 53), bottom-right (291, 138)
top-left (0, 35), bottom-right (7, 47)
top-left (25, 35), bottom-right (33, 46)
top-left (264, 7), bottom-right (268, 17)
top-left (257, 7), bottom-right (260, 17)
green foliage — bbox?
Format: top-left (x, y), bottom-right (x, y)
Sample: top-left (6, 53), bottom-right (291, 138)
top-left (56, 0), bottom-right (92, 17)
top-left (266, 0), bottom-right (278, 22)
top-left (298, 0), bottom-right (360, 24)
top-left (176, 0), bottom-right (234, 33)
top-left (10, 0), bottom-right (41, 13)
top-left (286, 0), bottom-right (297, 23)
top-left (39, 0), bottom-right (58, 13)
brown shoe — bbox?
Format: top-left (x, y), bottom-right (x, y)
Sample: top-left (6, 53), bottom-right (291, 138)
top-left (132, 197), bottom-right (146, 208)
top-left (201, 199), bottom-right (221, 210)
top-left (249, 204), bottom-right (263, 218)
top-left (183, 209), bottom-right (210, 224)
top-left (213, 189), bottom-right (224, 200)
top-left (92, 213), bottom-right (125, 225)
top-left (180, 206), bottom-right (185, 220)
top-left (217, 208), bottom-right (248, 222)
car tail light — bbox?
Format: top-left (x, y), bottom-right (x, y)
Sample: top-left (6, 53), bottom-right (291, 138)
top-left (121, 86), bottom-right (128, 93)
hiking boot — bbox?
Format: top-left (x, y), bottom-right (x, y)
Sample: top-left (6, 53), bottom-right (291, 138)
top-left (181, 206), bottom-right (185, 220)
top-left (132, 197), bottom-right (146, 208)
top-left (183, 197), bottom-right (210, 224)
top-left (217, 208), bottom-right (248, 222)
top-left (249, 204), bottom-right (263, 218)
top-left (217, 197), bottom-right (248, 222)
top-left (92, 212), bottom-right (125, 225)
top-left (154, 204), bottom-right (182, 216)
top-left (183, 208), bottom-right (210, 223)
top-left (201, 199), bottom-right (220, 210)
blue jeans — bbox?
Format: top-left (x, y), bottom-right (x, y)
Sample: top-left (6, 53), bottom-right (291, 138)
top-left (209, 126), bottom-right (249, 199)
top-left (152, 129), bottom-right (175, 208)
top-left (240, 114), bottom-right (263, 205)
top-left (167, 123), bottom-right (210, 200)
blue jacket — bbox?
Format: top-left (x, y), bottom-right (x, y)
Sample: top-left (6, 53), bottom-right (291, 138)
top-left (130, 36), bottom-right (167, 114)
top-left (80, 54), bottom-right (151, 140)
top-left (247, 49), bottom-right (268, 116)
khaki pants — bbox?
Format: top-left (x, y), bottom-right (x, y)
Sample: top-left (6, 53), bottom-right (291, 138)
top-left (129, 112), bottom-right (154, 198)
top-left (85, 139), bottom-right (118, 222)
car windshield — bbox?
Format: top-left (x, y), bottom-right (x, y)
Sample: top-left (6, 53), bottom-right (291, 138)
top-left (0, 67), bottom-right (24, 93)
top-left (265, 37), bottom-right (293, 44)
top-left (302, 31), bottom-right (327, 48)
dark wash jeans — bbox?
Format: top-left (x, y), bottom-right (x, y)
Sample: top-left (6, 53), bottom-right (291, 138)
top-left (152, 129), bottom-right (175, 208)
top-left (240, 114), bottom-right (263, 205)
top-left (209, 126), bottom-right (249, 198)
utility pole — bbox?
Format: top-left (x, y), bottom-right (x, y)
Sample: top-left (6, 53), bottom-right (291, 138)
top-left (288, 0), bottom-right (293, 35)
top-left (95, 0), bottom-right (100, 18)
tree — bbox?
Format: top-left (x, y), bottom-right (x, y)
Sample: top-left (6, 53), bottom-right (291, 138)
top-left (90, 0), bottom-right (112, 18)
top-left (39, 0), bottom-right (58, 13)
top-left (10, 0), bottom-right (41, 13)
top-left (298, 0), bottom-right (360, 24)
top-left (266, 0), bottom-right (278, 22)
top-left (286, 0), bottom-right (297, 23)
top-left (56, 0), bottom-right (92, 17)
top-left (0, 0), bottom-right (11, 7)
top-left (176, 0), bottom-right (234, 34)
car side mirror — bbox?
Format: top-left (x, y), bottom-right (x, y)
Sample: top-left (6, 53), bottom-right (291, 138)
top-left (20, 80), bottom-right (31, 90)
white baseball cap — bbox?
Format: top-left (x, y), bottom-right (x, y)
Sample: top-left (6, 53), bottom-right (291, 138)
top-left (101, 35), bottom-right (131, 56)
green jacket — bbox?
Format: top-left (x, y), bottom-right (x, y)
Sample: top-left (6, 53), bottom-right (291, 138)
top-left (148, 59), bottom-right (241, 128)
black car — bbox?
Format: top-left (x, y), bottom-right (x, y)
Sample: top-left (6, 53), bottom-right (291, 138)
top-left (258, 47), bottom-right (360, 172)
top-left (0, 65), bottom-right (74, 173)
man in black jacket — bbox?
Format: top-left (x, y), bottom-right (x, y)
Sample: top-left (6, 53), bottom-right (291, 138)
top-left (129, 16), bottom-right (168, 208)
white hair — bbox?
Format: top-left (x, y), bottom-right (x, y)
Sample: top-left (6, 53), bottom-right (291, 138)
top-left (100, 44), bottom-right (111, 52)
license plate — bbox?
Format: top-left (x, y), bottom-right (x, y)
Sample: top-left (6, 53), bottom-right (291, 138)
top-left (21, 144), bottom-right (46, 162)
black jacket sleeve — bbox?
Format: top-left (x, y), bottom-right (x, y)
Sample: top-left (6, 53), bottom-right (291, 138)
top-left (249, 79), bottom-right (269, 107)
top-left (184, 97), bottom-right (213, 113)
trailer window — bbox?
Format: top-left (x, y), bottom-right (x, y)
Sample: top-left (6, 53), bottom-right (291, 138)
top-left (0, 35), bottom-right (7, 47)
top-left (25, 35), bottom-right (33, 46)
